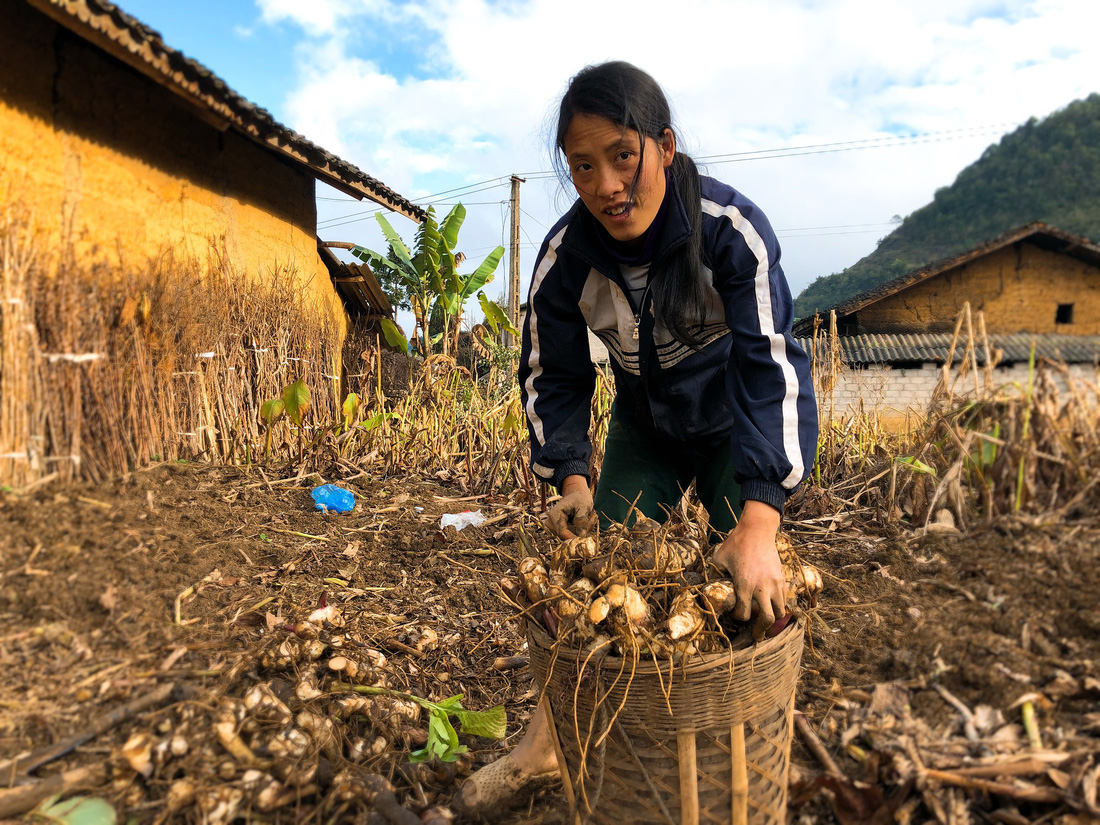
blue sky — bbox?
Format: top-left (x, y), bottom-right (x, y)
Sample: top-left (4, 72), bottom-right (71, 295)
top-left (114, 0), bottom-right (1098, 323)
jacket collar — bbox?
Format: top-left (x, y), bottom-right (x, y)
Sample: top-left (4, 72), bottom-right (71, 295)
top-left (559, 175), bottom-right (693, 276)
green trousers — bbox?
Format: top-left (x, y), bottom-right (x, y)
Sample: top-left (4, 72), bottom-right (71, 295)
top-left (593, 402), bottom-right (742, 536)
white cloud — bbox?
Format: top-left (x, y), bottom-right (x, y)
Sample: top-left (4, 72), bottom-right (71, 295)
top-left (266, 0), bottom-right (1099, 302)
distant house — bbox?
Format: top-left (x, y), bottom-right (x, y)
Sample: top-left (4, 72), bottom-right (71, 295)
top-left (792, 223), bottom-right (1100, 422)
top-left (0, 0), bottom-right (420, 328)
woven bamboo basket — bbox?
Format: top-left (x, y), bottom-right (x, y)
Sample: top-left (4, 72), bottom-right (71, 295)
top-left (528, 617), bottom-right (804, 825)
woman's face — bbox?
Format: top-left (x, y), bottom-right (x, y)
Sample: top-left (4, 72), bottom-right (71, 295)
top-left (563, 113), bottom-right (675, 244)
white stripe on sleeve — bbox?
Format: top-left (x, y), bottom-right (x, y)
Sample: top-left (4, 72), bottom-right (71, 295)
top-left (523, 226), bottom-right (568, 447)
top-left (702, 199), bottom-right (805, 489)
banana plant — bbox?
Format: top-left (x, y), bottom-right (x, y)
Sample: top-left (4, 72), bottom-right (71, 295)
top-left (434, 205), bottom-right (506, 356)
top-left (352, 212), bottom-right (436, 356)
top-left (352, 205), bottom-right (506, 357)
top-left (477, 290), bottom-right (520, 338)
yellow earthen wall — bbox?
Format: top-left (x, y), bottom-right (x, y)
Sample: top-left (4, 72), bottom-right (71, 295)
top-left (858, 243), bottom-right (1100, 335)
top-left (0, 0), bottom-right (345, 334)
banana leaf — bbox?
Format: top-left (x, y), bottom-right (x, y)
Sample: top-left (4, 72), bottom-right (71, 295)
top-left (459, 246), bottom-right (505, 301)
top-left (376, 214), bottom-right (417, 275)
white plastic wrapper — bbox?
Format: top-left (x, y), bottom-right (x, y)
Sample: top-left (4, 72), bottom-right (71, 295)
top-left (439, 510), bottom-right (487, 531)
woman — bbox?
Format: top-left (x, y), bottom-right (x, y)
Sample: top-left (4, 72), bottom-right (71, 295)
top-left (459, 60), bottom-right (818, 814)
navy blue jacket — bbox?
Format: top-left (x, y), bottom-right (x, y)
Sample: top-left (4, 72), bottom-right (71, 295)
top-left (519, 175), bottom-right (818, 513)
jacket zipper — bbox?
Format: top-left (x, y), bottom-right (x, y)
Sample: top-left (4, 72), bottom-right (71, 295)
top-left (633, 284), bottom-right (651, 341)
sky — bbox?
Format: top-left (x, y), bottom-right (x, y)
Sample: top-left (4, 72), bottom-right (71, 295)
top-left (119, 0), bottom-right (1098, 326)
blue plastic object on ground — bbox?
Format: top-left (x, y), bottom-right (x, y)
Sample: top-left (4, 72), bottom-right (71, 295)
top-left (311, 483), bottom-right (355, 513)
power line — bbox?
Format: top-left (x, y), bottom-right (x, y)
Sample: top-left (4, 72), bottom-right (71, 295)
top-left (776, 221), bottom-right (896, 232)
top-left (318, 184), bottom-right (510, 230)
top-left (317, 177), bottom-right (515, 227)
top-left (512, 122), bottom-right (1014, 177)
top-left (317, 121), bottom-right (1014, 231)
top-left (518, 207), bottom-right (549, 232)
top-left (777, 228), bottom-right (891, 239)
top-left (695, 123), bottom-right (1012, 165)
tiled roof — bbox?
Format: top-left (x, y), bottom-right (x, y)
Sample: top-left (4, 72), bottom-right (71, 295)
top-left (792, 223), bottom-right (1100, 336)
top-left (27, 0), bottom-right (424, 222)
top-left (796, 332), bottom-right (1100, 366)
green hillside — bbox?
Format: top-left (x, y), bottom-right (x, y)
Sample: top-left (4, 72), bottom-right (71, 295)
top-left (793, 93), bottom-right (1100, 320)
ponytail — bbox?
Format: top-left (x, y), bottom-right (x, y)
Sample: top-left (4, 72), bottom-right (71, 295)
top-left (651, 153), bottom-right (707, 348)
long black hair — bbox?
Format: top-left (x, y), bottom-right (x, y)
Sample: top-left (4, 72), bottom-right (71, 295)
top-left (553, 61), bottom-right (707, 347)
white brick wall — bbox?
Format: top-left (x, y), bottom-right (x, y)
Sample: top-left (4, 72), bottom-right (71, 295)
top-left (583, 330), bottom-right (1097, 422)
top-left (820, 362), bottom-right (1099, 422)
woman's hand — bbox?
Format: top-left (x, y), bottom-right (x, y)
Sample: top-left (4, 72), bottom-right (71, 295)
top-left (545, 475), bottom-right (595, 539)
top-left (710, 501), bottom-right (786, 634)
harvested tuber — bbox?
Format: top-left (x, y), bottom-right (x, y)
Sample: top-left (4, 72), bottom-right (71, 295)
top-left (667, 590), bottom-right (705, 640)
top-left (783, 561), bottom-right (823, 602)
top-left (552, 535), bottom-right (599, 569)
top-left (555, 577), bottom-right (595, 621)
top-left (700, 581), bottom-right (738, 617)
top-left (518, 557), bottom-right (550, 604)
top-left (604, 584), bottom-right (650, 625)
top-left (588, 595), bottom-right (610, 625)
top-left (508, 517), bottom-right (817, 658)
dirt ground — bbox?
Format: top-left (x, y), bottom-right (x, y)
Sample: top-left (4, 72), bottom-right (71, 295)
top-left (1, 462), bottom-right (1097, 824)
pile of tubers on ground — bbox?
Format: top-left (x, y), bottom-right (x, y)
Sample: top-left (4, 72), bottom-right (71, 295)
top-left (106, 602), bottom-right (460, 825)
top-left (504, 518), bottom-right (822, 660)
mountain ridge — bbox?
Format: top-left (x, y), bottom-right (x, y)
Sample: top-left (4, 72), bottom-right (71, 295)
top-left (793, 93), bottom-right (1100, 320)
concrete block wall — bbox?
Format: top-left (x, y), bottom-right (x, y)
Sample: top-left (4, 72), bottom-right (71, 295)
top-left (821, 362), bottom-right (1099, 423)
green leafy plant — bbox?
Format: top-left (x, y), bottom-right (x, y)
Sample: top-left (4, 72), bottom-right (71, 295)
top-left (338, 684), bottom-right (506, 763)
top-left (477, 290), bottom-right (520, 339)
top-left (341, 392), bottom-right (361, 432)
top-left (281, 378), bottom-right (311, 427)
top-left (896, 455), bottom-right (937, 476)
top-left (351, 205), bottom-right (506, 357)
top-left (379, 317), bottom-right (410, 354)
top-left (259, 396), bottom-right (285, 461)
top-left (361, 410), bottom-right (401, 432)
top-left (30, 794), bottom-right (116, 825)
top-left (259, 378), bottom-right (312, 461)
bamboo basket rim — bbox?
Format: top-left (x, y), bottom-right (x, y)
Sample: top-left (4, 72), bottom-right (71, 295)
top-left (527, 614), bottom-right (805, 677)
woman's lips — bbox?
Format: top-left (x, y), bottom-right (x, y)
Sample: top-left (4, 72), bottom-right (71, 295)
top-left (604, 204), bottom-right (632, 225)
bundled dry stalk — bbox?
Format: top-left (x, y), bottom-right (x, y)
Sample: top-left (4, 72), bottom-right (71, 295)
top-left (806, 305), bottom-right (1100, 528)
top-left (323, 353), bottom-right (532, 495)
top-left (0, 203), bottom-right (41, 489)
top-left (1, 202), bottom-right (617, 496)
top-left (886, 306), bottom-right (1100, 524)
top-left (0, 207), bottom-right (342, 487)
top-left (328, 354), bottom-right (616, 498)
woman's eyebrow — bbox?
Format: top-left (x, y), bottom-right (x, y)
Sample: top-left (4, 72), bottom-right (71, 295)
top-left (565, 134), bottom-right (640, 162)
top-left (582, 136), bottom-right (640, 157)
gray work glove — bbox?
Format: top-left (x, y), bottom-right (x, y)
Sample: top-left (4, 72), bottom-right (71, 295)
top-left (545, 485), bottom-right (596, 539)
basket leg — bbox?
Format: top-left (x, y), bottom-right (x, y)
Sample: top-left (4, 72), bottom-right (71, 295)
top-left (677, 731), bottom-right (699, 825)
top-left (730, 723), bottom-right (748, 825)
top-left (544, 700), bottom-right (583, 825)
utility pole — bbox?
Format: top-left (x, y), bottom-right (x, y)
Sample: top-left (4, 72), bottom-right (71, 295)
top-left (506, 175), bottom-right (525, 348)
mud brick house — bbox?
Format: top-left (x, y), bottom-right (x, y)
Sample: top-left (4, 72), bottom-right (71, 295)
top-left (0, 0), bottom-right (421, 487)
top-left (0, 0), bottom-right (419, 324)
top-left (793, 223), bottom-right (1100, 423)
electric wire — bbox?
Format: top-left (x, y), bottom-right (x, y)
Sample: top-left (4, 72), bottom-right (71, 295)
top-left (318, 122), bottom-right (1013, 231)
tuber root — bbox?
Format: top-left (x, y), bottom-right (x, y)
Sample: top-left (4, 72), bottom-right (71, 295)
top-left (518, 557), bottom-right (550, 604)
top-left (604, 584), bottom-right (650, 625)
top-left (666, 590), bottom-right (705, 641)
top-left (700, 581), bottom-right (738, 617)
